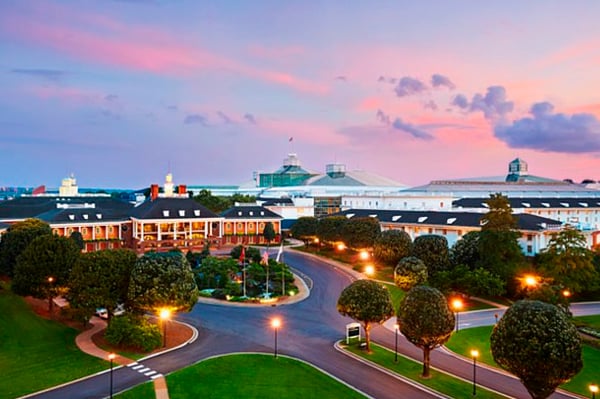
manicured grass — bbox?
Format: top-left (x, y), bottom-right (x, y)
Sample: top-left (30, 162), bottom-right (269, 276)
top-left (573, 314), bottom-right (600, 329)
top-left (343, 341), bottom-right (505, 399)
top-left (0, 288), bottom-right (107, 399)
top-left (116, 354), bottom-right (368, 399)
top-left (445, 320), bottom-right (600, 397)
top-left (382, 282), bottom-right (404, 310)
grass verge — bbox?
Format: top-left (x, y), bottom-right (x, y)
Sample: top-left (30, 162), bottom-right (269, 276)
top-left (342, 341), bottom-right (506, 398)
top-left (0, 288), bottom-right (107, 399)
top-left (116, 354), bottom-right (368, 399)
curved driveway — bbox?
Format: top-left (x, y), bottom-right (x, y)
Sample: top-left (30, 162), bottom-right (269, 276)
top-left (27, 250), bottom-right (592, 399)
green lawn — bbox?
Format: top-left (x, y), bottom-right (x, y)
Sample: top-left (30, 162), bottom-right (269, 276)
top-left (344, 341), bottom-right (505, 399)
top-left (116, 354), bottom-right (368, 399)
top-left (0, 287), bottom-right (107, 399)
top-left (445, 317), bottom-right (600, 397)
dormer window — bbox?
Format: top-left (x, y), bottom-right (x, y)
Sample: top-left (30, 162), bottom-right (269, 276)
top-left (238, 211), bottom-right (242, 216)
top-left (194, 210), bottom-right (200, 216)
top-left (83, 214), bottom-right (88, 220)
top-left (179, 210), bottom-right (185, 217)
top-left (163, 210), bottom-right (170, 217)
top-left (249, 211), bottom-right (254, 216)
top-left (96, 214), bottom-right (102, 219)
top-left (68, 214), bottom-right (75, 220)
top-left (418, 216), bottom-right (428, 223)
top-left (260, 211), bottom-right (265, 216)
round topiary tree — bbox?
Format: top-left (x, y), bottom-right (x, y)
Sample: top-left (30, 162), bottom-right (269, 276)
top-left (398, 285), bottom-right (455, 378)
top-left (394, 256), bottom-right (428, 291)
top-left (411, 234), bottom-right (450, 275)
top-left (490, 300), bottom-right (583, 399)
top-left (337, 279), bottom-right (394, 352)
top-left (373, 230), bottom-right (412, 266)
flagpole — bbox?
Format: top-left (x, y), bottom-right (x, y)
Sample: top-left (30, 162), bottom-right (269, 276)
top-left (266, 248), bottom-right (269, 297)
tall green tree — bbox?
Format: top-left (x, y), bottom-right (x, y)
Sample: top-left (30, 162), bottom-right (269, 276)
top-left (0, 218), bottom-right (52, 276)
top-left (491, 300), bottom-right (582, 399)
top-left (128, 252), bottom-right (198, 313)
top-left (341, 217), bottom-right (381, 250)
top-left (12, 234), bottom-right (80, 311)
top-left (373, 230), bottom-right (412, 266)
top-left (537, 226), bottom-right (599, 294)
top-left (394, 256), bottom-right (428, 291)
top-left (69, 231), bottom-right (85, 251)
top-left (450, 231), bottom-right (480, 269)
top-left (411, 235), bottom-right (450, 276)
top-left (317, 216), bottom-right (347, 245)
top-left (68, 249), bottom-right (137, 321)
top-left (398, 286), bottom-right (455, 378)
top-left (290, 217), bottom-right (319, 245)
top-left (478, 193), bottom-right (524, 286)
top-left (337, 279), bottom-right (394, 352)
top-left (263, 222), bottom-right (276, 247)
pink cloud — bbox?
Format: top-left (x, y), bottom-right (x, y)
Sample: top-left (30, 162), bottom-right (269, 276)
top-left (1, 6), bottom-right (326, 95)
top-left (357, 97), bottom-right (383, 111)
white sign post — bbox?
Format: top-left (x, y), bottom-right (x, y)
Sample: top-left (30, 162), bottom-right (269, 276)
top-left (346, 322), bottom-right (361, 344)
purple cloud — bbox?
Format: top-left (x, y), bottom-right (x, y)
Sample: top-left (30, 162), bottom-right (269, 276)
top-left (377, 75), bottom-right (397, 84)
top-left (431, 74), bottom-right (455, 90)
top-left (105, 94), bottom-right (119, 102)
top-left (244, 113), bottom-right (257, 124)
top-left (470, 86), bottom-right (513, 120)
top-left (452, 94), bottom-right (469, 109)
top-left (217, 111), bottom-right (233, 124)
top-left (394, 77), bottom-right (427, 97)
top-left (392, 118), bottom-right (433, 140)
top-left (424, 100), bottom-right (438, 111)
top-left (494, 102), bottom-right (600, 153)
top-left (184, 114), bottom-right (208, 125)
top-left (335, 75), bottom-right (347, 82)
top-left (11, 68), bottom-right (67, 82)
top-left (376, 109), bottom-right (391, 125)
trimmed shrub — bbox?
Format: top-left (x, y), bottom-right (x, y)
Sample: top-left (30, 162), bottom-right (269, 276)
top-left (105, 315), bottom-right (162, 352)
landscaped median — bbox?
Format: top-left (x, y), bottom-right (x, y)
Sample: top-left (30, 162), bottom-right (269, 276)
top-left (337, 340), bottom-right (508, 399)
top-left (114, 353), bottom-right (369, 399)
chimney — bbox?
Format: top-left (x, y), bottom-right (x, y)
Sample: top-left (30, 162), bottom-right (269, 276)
top-left (178, 184), bottom-right (187, 195)
top-left (150, 184), bottom-right (159, 200)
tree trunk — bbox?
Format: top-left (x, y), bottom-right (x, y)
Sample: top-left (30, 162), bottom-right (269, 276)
top-left (422, 347), bottom-right (431, 378)
top-left (364, 323), bottom-right (372, 353)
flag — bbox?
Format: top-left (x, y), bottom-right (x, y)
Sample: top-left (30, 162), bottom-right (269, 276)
top-left (239, 246), bottom-right (245, 263)
top-left (276, 243), bottom-right (284, 262)
top-left (289, 136), bottom-right (293, 142)
top-left (262, 250), bottom-right (269, 265)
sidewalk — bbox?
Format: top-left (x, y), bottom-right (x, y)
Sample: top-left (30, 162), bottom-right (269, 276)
top-left (75, 316), bottom-right (171, 399)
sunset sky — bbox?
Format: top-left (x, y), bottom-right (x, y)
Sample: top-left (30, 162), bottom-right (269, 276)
top-left (2, 1), bottom-right (600, 189)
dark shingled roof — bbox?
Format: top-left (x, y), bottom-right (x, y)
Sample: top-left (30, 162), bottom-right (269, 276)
top-left (221, 205), bottom-right (282, 219)
top-left (36, 208), bottom-right (130, 224)
top-left (257, 197), bottom-right (294, 206)
top-left (0, 196), bottom-right (133, 220)
top-left (332, 209), bottom-right (561, 231)
top-left (453, 197), bottom-right (600, 209)
top-left (131, 198), bottom-right (219, 220)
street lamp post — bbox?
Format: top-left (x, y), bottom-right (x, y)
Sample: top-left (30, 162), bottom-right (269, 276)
top-left (394, 322), bottom-right (399, 363)
top-left (364, 264), bottom-right (375, 277)
top-left (452, 298), bottom-right (463, 332)
top-left (47, 276), bottom-right (54, 314)
top-left (159, 308), bottom-right (171, 347)
top-left (271, 318), bottom-right (281, 358)
top-left (471, 349), bottom-right (479, 396)
top-left (108, 353), bottom-right (116, 399)
top-left (590, 383), bottom-right (598, 399)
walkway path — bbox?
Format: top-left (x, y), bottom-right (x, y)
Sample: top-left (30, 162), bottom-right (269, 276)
top-left (75, 316), bottom-right (171, 399)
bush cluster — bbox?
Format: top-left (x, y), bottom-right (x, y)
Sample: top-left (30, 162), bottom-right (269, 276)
top-left (104, 315), bottom-right (162, 352)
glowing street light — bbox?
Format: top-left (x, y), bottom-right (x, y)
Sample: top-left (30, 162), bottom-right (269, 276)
top-left (359, 250), bottom-right (370, 260)
top-left (47, 276), bottom-right (55, 313)
top-left (159, 308), bottom-right (171, 347)
top-left (271, 318), bottom-right (281, 358)
top-left (590, 383), bottom-right (598, 399)
top-left (108, 353), bottom-right (116, 399)
top-left (452, 298), bottom-right (464, 332)
top-left (364, 264), bottom-right (375, 277)
top-left (523, 274), bottom-right (539, 288)
top-left (336, 242), bottom-right (346, 251)
top-left (470, 349), bottom-right (479, 396)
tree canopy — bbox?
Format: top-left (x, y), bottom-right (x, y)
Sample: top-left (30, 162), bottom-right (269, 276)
top-left (68, 249), bottom-right (137, 321)
top-left (373, 229), bottom-right (412, 266)
top-left (192, 189), bottom-right (255, 213)
top-left (537, 226), bottom-right (599, 294)
top-left (317, 216), bottom-right (347, 245)
top-left (337, 279), bottom-right (394, 352)
top-left (290, 217), bottom-right (318, 245)
top-left (0, 218), bottom-right (52, 276)
top-left (341, 217), bottom-right (381, 250)
top-left (263, 222), bottom-right (276, 246)
top-left (490, 300), bottom-right (582, 399)
top-left (411, 235), bottom-right (450, 276)
top-left (398, 285), bottom-right (455, 378)
top-left (450, 231), bottom-right (480, 269)
top-left (128, 252), bottom-right (198, 313)
top-left (394, 256), bottom-right (427, 292)
top-left (12, 234), bottom-right (80, 308)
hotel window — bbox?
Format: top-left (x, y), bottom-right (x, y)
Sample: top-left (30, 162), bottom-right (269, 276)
top-left (95, 227), bottom-right (101, 234)
top-left (527, 245), bottom-right (533, 254)
top-left (527, 234), bottom-right (533, 241)
top-left (109, 226), bottom-right (114, 233)
top-left (82, 227), bottom-right (88, 234)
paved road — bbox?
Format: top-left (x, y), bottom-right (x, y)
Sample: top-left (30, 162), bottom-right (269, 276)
top-left (26, 250), bottom-right (594, 399)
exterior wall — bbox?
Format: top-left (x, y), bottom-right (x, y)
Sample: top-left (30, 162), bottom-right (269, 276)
top-left (222, 219), bottom-right (282, 246)
top-left (342, 195), bottom-right (455, 211)
top-left (51, 221), bottom-right (129, 253)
